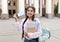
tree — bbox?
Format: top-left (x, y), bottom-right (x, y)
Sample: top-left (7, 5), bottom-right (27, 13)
top-left (0, 9), bottom-right (2, 16)
top-left (54, 2), bottom-right (58, 16)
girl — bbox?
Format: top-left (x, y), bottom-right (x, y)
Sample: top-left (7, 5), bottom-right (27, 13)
top-left (13, 6), bottom-right (42, 42)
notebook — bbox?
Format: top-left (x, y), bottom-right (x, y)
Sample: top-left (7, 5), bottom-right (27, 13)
top-left (26, 21), bottom-right (38, 33)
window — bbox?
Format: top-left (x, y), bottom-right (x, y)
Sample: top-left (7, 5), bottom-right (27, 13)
top-left (8, 10), bottom-right (11, 14)
top-left (13, 2), bottom-right (15, 6)
top-left (13, 10), bottom-right (16, 14)
top-left (8, 1), bottom-right (11, 6)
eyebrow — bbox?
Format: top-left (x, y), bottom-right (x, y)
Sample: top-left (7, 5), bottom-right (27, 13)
top-left (27, 10), bottom-right (33, 11)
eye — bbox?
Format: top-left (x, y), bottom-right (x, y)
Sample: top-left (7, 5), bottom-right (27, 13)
top-left (27, 10), bottom-right (33, 12)
top-left (31, 10), bottom-right (33, 12)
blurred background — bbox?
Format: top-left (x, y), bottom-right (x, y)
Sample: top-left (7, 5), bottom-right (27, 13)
top-left (0, 0), bottom-right (60, 42)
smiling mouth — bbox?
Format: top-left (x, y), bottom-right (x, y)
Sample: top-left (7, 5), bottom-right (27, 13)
top-left (28, 13), bottom-right (32, 15)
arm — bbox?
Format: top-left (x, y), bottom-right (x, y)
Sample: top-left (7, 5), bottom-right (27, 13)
top-left (13, 14), bottom-right (22, 30)
top-left (13, 14), bottom-right (19, 22)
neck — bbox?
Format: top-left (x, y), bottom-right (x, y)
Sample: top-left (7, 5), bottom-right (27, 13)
top-left (28, 17), bottom-right (32, 20)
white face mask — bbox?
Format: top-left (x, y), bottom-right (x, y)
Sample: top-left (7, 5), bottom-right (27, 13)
top-left (18, 12), bottom-right (25, 16)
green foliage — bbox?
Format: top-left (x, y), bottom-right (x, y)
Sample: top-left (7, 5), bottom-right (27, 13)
top-left (0, 9), bottom-right (2, 15)
top-left (54, 3), bottom-right (58, 15)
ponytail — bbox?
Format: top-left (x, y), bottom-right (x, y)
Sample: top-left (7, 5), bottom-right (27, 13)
top-left (22, 18), bottom-right (28, 39)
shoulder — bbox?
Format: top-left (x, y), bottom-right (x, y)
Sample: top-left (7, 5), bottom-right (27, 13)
top-left (34, 18), bottom-right (40, 23)
top-left (34, 18), bottom-right (39, 20)
top-left (34, 18), bottom-right (40, 21)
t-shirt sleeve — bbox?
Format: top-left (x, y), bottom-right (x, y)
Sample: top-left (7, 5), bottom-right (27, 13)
top-left (15, 18), bottom-right (25, 30)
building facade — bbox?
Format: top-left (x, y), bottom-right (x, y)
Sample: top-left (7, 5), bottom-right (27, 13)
top-left (0, 0), bottom-right (60, 19)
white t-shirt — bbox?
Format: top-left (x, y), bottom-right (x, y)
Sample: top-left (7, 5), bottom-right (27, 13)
top-left (15, 18), bottom-right (42, 40)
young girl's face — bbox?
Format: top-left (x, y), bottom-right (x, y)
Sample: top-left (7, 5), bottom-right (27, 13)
top-left (27, 8), bottom-right (34, 18)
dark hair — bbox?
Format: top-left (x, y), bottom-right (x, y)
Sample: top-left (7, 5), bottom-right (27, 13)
top-left (25, 6), bottom-right (35, 21)
top-left (22, 6), bottom-right (35, 38)
top-left (25, 6), bottom-right (35, 13)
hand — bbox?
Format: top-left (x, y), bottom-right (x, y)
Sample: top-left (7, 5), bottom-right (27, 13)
top-left (13, 14), bottom-right (17, 19)
top-left (24, 32), bottom-right (29, 38)
top-left (13, 14), bottom-right (18, 22)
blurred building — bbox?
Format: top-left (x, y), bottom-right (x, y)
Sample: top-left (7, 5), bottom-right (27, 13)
top-left (0, 0), bottom-right (60, 19)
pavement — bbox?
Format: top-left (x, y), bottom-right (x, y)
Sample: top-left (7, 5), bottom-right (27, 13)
top-left (0, 17), bottom-right (60, 42)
